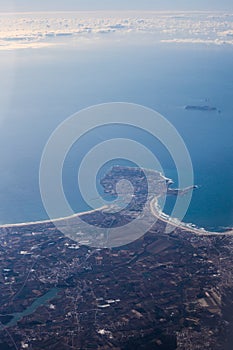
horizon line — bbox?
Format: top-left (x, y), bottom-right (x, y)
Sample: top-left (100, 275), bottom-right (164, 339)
top-left (0, 10), bottom-right (232, 15)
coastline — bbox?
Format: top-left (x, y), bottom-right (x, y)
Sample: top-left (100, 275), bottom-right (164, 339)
top-left (150, 197), bottom-right (233, 236)
top-left (0, 206), bottom-right (108, 229)
top-left (0, 199), bottom-right (232, 237)
top-left (0, 167), bottom-right (231, 237)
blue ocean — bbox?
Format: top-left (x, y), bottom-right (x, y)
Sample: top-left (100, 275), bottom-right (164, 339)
top-left (0, 42), bottom-right (232, 231)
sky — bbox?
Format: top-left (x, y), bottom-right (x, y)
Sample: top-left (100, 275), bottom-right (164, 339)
top-left (0, 0), bottom-right (233, 12)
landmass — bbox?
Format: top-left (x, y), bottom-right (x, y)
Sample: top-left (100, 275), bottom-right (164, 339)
top-left (0, 166), bottom-right (233, 349)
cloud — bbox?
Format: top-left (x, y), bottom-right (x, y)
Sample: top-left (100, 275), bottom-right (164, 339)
top-left (160, 38), bottom-right (233, 45)
top-left (0, 11), bottom-right (232, 50)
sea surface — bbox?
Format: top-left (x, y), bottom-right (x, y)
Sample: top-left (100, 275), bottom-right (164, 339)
top-left (0, 42), bottom-right (232, 231)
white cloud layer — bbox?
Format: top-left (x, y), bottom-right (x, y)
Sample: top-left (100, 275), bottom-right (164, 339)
top-left (0, 11), bottom-right (233, 50)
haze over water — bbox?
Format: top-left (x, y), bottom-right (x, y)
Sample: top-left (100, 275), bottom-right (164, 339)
top-left (0, 12), bottom-right (232, 231)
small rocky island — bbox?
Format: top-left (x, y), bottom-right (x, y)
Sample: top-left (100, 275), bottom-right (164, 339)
top-left (185, 105), bottom-right (217, 111)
